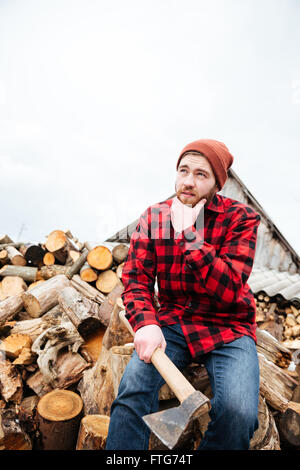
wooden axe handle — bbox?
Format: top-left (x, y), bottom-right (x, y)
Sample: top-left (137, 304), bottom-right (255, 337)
top-left (119, 310), bottom-right (197, 403)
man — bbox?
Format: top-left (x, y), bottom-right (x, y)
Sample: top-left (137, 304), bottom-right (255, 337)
top-left (105, 139), bottom-right (261, 450)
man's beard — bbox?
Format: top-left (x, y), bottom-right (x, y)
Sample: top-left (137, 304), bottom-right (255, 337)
top-left (175, 183), bottom-right (217, 208)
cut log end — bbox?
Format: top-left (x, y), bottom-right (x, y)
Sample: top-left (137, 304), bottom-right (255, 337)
top-left (37, 389), bottom-right (83, 422)
top-left (87, 246), bottom-right (113, 271)
top-left (96, 270), bottom-right (120, 294)
top-left (43, 252), bottom-right (55, 266)
top-left (45, 230), bottom-right (68, 253)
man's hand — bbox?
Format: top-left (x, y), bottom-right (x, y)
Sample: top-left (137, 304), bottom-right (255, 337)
top-left (134, 324), bottom-right (166, 363)
top-left (171, 196), bottom-right (206, 233)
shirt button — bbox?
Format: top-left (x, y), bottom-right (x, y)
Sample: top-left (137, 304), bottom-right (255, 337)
top-left (187, 302), bottom-right (192, 308)
top-left (179, 241), bottom-right (185, 247)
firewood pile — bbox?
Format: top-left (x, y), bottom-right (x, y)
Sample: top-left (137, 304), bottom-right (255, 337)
top-left (1, 230), bottom-right (300, 450)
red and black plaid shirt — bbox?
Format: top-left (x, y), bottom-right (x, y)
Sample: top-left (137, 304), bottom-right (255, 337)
top-left (121, 193), bottom-right (261, 359)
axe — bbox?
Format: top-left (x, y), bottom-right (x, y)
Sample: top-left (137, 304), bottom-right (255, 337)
top-left (119, 310), bottom-right (210, 449)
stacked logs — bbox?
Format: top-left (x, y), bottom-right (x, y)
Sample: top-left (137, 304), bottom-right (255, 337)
top-left (1, 231), bottom-right (300, 450)
top-left (254, 293), bottom-right (300, 346)
top-left (0, 231), bottom-right (129, 450)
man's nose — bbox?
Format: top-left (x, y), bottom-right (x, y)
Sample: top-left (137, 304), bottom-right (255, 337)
top-left (184, 172), bottom-right (195, 185)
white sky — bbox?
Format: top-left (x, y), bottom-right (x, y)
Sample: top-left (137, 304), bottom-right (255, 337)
top-left (0, 0), bottom-right (299, 254)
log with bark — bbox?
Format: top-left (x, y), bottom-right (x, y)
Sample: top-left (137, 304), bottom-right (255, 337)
top-left (256, 329), bottom-right (292, 368)
top-left (0, 265), bottom-right (38, 283)
top-left (38, 264), bottom-right (70, 280)
top-left (66, 248), bottom-right (89, 279)
top-left (0, 275), bottom-right (27, 300)
top-left (45, 230), bottom-right (80, 264)
top-left (10, 306), bottom-right (63, 341)
top-left (17, 395), bottom-right (39, 442)
top-left (0, 407), bottom-right (32, 450)
top-left (0, 294), bottom-right (24, 326)
top-left (258, 352), bottom-right (300, 414)
top-left (70, 274), bottom-right (106, 304)
top-left (96, 269), bottom-right (121, 294)
top-left (36, 389), bottom-right (83, 450)
top-left (43, 252), bottom-right (55, 266)
top-left (0, 250), bottom-right (8, 266)
top-left (78, 298), bottom-right (132, 414)
top-left (0, 357), bottom-right (23, 403)
top-left (87, 245), bottom-right (113, 271)
top-left (26, 349), bottom-right (89, 397)
top-left (249, 395), bottom-right (281, 450)
top-left (112, 244), bottom-right (129, 264)
top-left (5, 246), bottom-right (26, 266)
top-left (79, 262), bottom-right (98, 283)
top-left (22, 274), bottom-right (70, 318)
top-left (58, 286), bottom-right (103, 338)
top-left (76, 415), bottom-right (110, 450)
top-left (19, 243), bottom-right (46, 267)
top-left (31, 314), bottom-right (85, 385)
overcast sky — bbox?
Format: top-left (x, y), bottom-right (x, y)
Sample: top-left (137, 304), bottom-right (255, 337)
top-left (0, 0), bottom-right (299, 254)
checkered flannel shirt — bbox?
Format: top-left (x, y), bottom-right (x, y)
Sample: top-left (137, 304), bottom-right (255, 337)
top-left (121, 193), bottom-right (261, 359)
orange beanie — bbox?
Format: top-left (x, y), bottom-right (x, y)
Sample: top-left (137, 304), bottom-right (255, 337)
top-left (176, 139), bottom-right (234, 190)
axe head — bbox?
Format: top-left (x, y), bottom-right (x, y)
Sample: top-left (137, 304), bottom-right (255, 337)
top-left (143, 390), bottom-right (210, 449)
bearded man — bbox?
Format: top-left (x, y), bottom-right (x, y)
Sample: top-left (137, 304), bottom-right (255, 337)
top-left (105, 139), bottom-right (261, 450)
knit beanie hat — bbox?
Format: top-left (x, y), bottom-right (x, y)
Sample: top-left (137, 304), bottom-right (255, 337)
top-left (176, 139), bottom-right (234, 190)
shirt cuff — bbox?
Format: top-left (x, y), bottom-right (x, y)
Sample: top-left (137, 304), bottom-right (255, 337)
top-left (125, 312), bottom-right (161, 333)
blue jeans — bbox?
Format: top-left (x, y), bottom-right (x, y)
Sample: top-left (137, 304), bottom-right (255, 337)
top-left (105, 323), bottom-right (260, 450)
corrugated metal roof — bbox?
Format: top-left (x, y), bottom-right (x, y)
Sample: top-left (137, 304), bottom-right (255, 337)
top-left (249, 267), bottom-right (300, 306)
top-left (105, 169), bottom-right (300, 302)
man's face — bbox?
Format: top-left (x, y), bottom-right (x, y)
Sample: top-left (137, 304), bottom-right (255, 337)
top-left (175, 152), bottom-right (218, 207)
